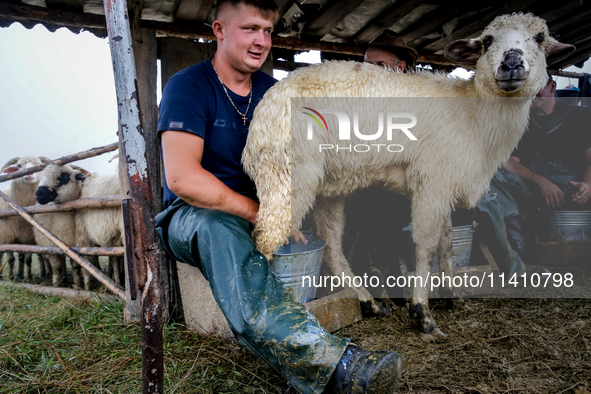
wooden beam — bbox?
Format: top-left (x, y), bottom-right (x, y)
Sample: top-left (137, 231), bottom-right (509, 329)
top-left (354, 0), bottom-right (424, 44)
top-left (0, 1), bottom-right (106, 29)
top-left (304, 288), bottom-right (363, 333)
top-left (401, 0), bottom-right (472, 45)
top-left (302, 0), bottom-right (365, 39)
top-left (175, 0), bottom-right (214, 22)
top-left (0, 195), bottom-right (123, 219)
top-left (45, 0), bottom-right (83, 13)
top-left (0, 281), bottom-right (119, 301)
top-left (0, 245), bottom-right (124, 256)
top-left (547, 69), bottom-right (585, 79)
top-left (273, 59), bottom-right (313, 72)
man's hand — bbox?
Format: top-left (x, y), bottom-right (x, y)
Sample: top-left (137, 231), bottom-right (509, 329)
top-left (537, 177), bottom-right (565, 208)
top-left (284, 230), bottom-right (308, 246)
top-left (569, 181), bottom-right (591, 205)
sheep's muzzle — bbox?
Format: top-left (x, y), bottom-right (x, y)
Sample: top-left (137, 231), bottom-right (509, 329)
top-left (36, 186), bottom-right (57, 205)
top-left (495, 50), bottom-right (528, 91)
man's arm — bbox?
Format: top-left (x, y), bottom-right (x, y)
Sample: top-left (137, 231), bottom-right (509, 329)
top-left (162, 130), bottom-right (259, 224)
top-left (569, 147), bottom-right (591, 205)
top-left (503, 156), bottom-right (566, 208)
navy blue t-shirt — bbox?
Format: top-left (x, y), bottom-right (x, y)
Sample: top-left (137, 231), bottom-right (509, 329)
top-left (158, 59), bottom-right (276, 208)
top-left (513, 101), bottom-right (591, 172)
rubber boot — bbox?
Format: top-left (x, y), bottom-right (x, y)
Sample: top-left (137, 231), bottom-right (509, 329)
top-left (324, 345), bottom-right (402, 394)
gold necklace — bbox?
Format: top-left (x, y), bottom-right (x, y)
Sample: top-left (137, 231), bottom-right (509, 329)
top-left (211, 59), bottom-right (252, 125)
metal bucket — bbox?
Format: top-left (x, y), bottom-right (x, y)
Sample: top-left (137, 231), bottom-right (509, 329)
top-left (403, 223), bottom-right (476, 271)
top-left (271, 232), bottom-right (325, 303)
top-left (537, 209), bottom-right (591, 242)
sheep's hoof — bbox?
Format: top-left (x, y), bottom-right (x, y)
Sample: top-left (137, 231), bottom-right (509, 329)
top-left (359, 300), bottom-right (390, 318)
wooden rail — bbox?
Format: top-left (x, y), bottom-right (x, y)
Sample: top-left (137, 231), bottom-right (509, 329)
top-left (0, 195), bottom-right (123, 218)
top-left (0, 245), bottom-right (124, 256)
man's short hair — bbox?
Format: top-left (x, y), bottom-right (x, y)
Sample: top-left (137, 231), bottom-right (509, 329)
top-left (547, 72), bottom-right (554, 84)
top-left (215, 0), bottom-right (279, 22)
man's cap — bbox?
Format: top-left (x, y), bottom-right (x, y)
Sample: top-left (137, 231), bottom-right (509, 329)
top-left (359, 31), bottom-right (418, 68)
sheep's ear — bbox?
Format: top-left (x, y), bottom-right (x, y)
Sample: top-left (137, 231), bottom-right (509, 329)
top-left (445, 39), bottom-right (482, 63)
top-left (545, 38), bottom-right (575, 58)
top-left (2, 165), bottom-right (19, 174)
top-left (1, 157), bottom-right (20, 172)
top-left (39, 157), bottom-right (52, 164)
top-left (70, 165), bottom-right (92, 178)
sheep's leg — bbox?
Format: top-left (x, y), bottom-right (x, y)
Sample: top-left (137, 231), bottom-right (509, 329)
top-left (41, 255), bottom-right (53, 278)
top-left (71, 259), bottom-right (83, 289)
top-left (437, 216), bottom-right (465, 310)
top-left (37, 254), bottom-right (46, 278)
top-left (313, 196), bottom-right (389, 318)
top-left (409, 195), bottom-right (447, 337)
top-left (108, 256), bottom-right (124, 287)
top-left (23, 253), bottom-right (33, 284)
top-left (15, 253), bottom-right (25, 281)
top-left (49, 255), bottom-right (67, 287)
top-left (3, 252), bottom-right (15, 280)
top-left (81, 256), bottom-right (101, 291)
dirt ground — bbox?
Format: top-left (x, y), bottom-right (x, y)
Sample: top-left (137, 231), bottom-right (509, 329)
top-left (333, 295), bottom-right (591, 394)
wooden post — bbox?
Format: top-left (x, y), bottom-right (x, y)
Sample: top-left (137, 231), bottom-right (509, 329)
top-left (131, 26), bottom-right (170, 319)
top-left (103, 0), bottom-right (164, 392)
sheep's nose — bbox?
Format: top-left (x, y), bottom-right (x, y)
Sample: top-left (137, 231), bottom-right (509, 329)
top-left (36, 186), bottom-right (57, 205)
top-left (501, 52), bottom-right (524, 74)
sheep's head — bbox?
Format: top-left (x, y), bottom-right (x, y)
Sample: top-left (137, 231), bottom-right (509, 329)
top-left (2, 156), bottom-right (51, 185)
top-left (36, 164), bottom-right (90, 205)
top-left (445, 13), bottom-right (575, 97)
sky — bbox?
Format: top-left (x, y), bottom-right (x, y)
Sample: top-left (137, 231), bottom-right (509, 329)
top-left (1, 22), bottom-right (590, 179)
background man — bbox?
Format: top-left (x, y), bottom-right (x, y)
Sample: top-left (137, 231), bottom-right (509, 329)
top-left (363, 31), bottom-right (417, 72)
top-left (155, 1), bottom-right (402, 393)
top-left (475, 74), bottom-right (591, 275)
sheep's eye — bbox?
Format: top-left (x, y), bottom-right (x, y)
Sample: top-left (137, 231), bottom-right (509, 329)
top-left (534, 33), bottom-right (545, 44)
top-left (483, 36), bottom-right (493, 50)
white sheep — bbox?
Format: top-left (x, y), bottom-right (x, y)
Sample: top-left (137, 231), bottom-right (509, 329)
top-left (35, 164), bottom-right (125, 290)
top-left (34, 164), bottom-right (86, 288)
top-left (1, 156), bottom-right (50, 282)
top-left (243, 13), bottom-right (574, 336)
top-left (75, 170), bottom-right (125, 289)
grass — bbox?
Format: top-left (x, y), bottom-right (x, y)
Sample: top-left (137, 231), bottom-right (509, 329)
top-left (0, 285), bottom-right (290, 393)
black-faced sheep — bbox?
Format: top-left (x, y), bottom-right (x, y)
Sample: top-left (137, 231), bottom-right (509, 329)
top-left (34, 164), bottom-right (86, 288)
top-left (242, 13), bottom-right (575, 336)
top-left (1, 156), bottom-right (50, 282)
top-left (36, 164), bottom-right (125, 290)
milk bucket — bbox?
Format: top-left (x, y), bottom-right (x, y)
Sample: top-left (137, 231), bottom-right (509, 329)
top-left (537, 209), bottom-right (591, 242)
top-left (403, 223), bottom-right (476, 271)
top-left (271, 232), bottom-right (325, 303)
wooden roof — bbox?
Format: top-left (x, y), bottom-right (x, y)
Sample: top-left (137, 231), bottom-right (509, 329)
top-left (1, 0), bottom-right (589, 70)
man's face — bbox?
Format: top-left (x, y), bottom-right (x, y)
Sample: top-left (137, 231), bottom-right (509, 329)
top-left (216, 4), bottom-right (274, 73)
top-left (531, 79), bottom-right (556, 114)
top-left (364, 47), bottom-right (405, 72)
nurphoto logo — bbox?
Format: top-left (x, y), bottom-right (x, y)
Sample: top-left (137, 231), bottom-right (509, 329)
top-left (301, 107), bottom-right (418, 153)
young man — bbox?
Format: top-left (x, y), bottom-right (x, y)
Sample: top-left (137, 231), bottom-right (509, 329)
top-left (155, 1), bottom-right (402, 393)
